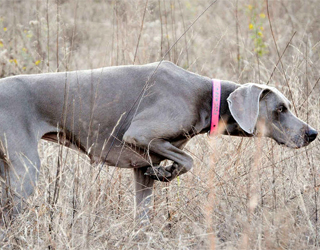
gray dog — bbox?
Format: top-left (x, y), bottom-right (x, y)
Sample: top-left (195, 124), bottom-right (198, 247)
top-left (0, 61), bottom-right (317, 225)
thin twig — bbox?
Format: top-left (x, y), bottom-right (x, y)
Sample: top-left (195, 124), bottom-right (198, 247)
top-left (298, 76), bottom-right (320, 108)
top-left (158, 0), bottom-right (163, 57)
top-left (266, 0), bottom-right (298, 115)
top-left (236, 0), bottom-right (240, 78)
top-left (46, 0), bottom-right (50, 71)
top-left (133, 0), bottom-right (149, 64)
top-left (266, 31), bottom-right (296, 85)
top-left (178, 0), bottom-right (189, 67)
top-left (56, 0), bottom-right (60, 71)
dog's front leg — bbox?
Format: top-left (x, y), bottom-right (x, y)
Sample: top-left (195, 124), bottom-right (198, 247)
top-left (124, 131), bottom-right (193, 182)
top-left (133, 167), bottom-right (154, 223)
top-left (144, 139), bottom-right (193, 182)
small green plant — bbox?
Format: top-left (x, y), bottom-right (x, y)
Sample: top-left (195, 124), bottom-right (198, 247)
top-left (247, 4), bottom-right (268, 57)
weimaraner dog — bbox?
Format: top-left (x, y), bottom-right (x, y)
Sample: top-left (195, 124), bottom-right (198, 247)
top-left (0, 61), bottom-right (317, 226)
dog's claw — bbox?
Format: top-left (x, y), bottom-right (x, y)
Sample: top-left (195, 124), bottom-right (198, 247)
top-left (144, 166), bottom-right (172, 182)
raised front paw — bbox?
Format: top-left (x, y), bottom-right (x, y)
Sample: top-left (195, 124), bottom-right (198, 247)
top-left (144, 166), bottom-right (172, 182)
top-left (164, 163), bottom-right (179, 177)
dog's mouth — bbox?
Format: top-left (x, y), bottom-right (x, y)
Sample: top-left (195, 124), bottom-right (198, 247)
top-left (277, 141), bottom-right (300, 149)
top-left (274, 137), bottom-right (310, 149)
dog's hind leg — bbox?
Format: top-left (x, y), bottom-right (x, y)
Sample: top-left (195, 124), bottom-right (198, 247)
top-left (0, 139), bottom-right (40, 227)
top-left (133, 167), bottom-right (154, 224)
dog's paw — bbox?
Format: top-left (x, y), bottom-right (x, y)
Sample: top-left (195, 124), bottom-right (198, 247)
top-left (144, 166), bottom-right (172, 182)
top-left (164, 163), bottom-right (179, 177)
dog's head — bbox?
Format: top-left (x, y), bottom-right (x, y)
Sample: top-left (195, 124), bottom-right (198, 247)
top-left (226, 83), bottom-right (317, 148)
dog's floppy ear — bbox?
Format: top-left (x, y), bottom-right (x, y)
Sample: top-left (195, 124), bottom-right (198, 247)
top-left (227, 83), bottom-right (268, 134)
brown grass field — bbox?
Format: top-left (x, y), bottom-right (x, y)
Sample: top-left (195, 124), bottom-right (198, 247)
top-left (0, 0), bottom-right (320, 249)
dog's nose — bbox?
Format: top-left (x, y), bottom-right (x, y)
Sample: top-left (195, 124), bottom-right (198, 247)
top-left (306, 128), bottom-right (318, 143)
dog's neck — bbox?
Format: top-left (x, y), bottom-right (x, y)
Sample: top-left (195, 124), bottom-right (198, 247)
top-left (196, 79), bottom-right (250, 136)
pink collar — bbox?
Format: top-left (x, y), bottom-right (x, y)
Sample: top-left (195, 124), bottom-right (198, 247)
top-left (210, 79), bottom-right (221, 135)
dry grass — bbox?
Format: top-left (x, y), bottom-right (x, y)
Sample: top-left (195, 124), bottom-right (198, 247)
top-left (0, 0), bottom-right (320, 249)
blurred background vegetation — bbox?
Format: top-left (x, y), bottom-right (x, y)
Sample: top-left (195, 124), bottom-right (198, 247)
top-left (0, 0), bottom-right (320, 249)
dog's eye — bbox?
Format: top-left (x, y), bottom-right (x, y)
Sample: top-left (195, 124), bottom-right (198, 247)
top-left (277, 105), bottom-right (286, 113)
